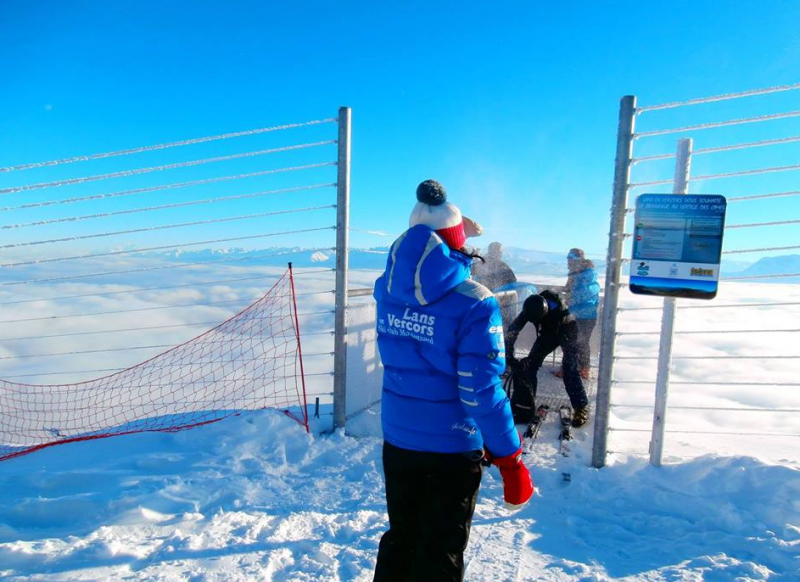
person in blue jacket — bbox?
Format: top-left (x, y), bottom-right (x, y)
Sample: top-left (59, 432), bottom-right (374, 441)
top-left (372, 180), bottom-right (533, 582)
top-left (563, 248), bottom-right (600, 379)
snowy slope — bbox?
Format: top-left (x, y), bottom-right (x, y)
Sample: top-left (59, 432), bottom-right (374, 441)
top-left (1, 408), bottom-right (798, 581)
top-left (1, 272), bottom-right (799, 581)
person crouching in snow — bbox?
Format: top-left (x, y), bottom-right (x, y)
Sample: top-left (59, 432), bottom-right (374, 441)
top-left (372, 180), bottom-right (533, 582)
top-left (506, 291), bottom-right (590, 428)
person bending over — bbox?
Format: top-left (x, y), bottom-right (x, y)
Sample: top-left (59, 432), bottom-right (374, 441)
top-left (505, 290), bottom-right (590, 428)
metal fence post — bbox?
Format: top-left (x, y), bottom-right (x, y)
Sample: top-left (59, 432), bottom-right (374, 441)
top-left (649, 137), bottom-right (692, 466)
top-left (333, 106), bottom-right (352, 430)
top-left (592, 95), bottom-right (637, 469)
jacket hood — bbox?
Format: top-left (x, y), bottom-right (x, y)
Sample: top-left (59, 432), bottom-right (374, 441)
top-left (381, 225), bottom-right (471, 306)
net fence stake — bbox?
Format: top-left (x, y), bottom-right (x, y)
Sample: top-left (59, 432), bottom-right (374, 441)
top-left (649, 137), bottom-right (692, 468)
top-left (592, 95), bottom-right (636, 469)
top-left (333, 106), bottom-right (352, 431)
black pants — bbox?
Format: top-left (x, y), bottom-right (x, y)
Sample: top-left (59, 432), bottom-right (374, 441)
top-left (511, 332), bottom-right (588, 423)
top-left (575, 319), bottom-right (596, 369)
top-left (373, 442), bottom-right (484, 582)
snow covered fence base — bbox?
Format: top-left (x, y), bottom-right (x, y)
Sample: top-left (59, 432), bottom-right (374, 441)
top-left (0, 267), bottom-right (309, 462)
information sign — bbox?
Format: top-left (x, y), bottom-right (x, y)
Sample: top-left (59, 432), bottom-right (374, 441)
top-left (630, 194), bottom-right (727, 299)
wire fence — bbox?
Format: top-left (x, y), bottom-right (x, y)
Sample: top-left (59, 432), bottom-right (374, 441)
top-left (600, 82), bottom-right (800, 464)
top-left (0, 115), bottom-right (340, 409)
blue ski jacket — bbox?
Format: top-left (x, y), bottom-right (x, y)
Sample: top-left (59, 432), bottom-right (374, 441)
top-left (566, 266), bottom-right (600, 320)
top-left (373, 225), bottom-right (520, 457)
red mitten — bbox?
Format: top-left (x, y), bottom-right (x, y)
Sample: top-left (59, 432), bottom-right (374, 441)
top-left (492, 446), bottom-right (534, 510)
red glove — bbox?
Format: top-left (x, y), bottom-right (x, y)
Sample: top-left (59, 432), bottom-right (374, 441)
top-left (492, 446), bottom-right (534, 510)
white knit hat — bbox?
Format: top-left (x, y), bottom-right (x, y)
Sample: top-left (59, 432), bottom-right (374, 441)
top-left (409, 180), bottom-right (482, 249)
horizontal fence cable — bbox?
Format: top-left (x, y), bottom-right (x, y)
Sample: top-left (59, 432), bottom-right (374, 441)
top-left (0, 226), bottom-right (335, 269)
top-left (0, 205), bottom-right (336, 249)
top-left (611, 404), bottom-right (800, 412)
top-left (0, 342), bottom-right (336, 361)
top-left (0, 322), bottom-right (336, 343)
top-left (0, 141), bottom-right (336, 195)
top-left (632, 135), bottom-right (800, 164)
top-left (634, 109), bottom-right (800, 139)
top-left (1, 368), bottom-right (127, 380)
top-left (0, 277), bottom-right (334, 307)
top-left (615, 355), bottom-right (800, 360)
top-left (636, 82), bottom-right (800, 113)
top-left (0, 251), bottom-right (336, 288)
top-left (727, 190), bottom-right (800, 202)
top-left (619, 301), bottom-right (800, 312)
top-left (0, 119), bottom-right (336, 173)
top-left (0, 162), bottom-right (338, 212)
top-left (605, 428), bottom-right (653, 433)
top-left (609, 428), bottom-right (800, 437)
top-left (0, 369), bottom-right (335, 381)
top-left (618, 328), bottom-right (799, 335)
top-left (723, 244), bottom-right (800, 255)
top-left (614, 380), bottom-right (800, 387)
top-left (692, 163), bottom-right (800, 183)
top-left (0, 305), bottom-right (335, 326)
top-left (629, 163), bottom-right (800, 189)
top-left (1, 183), bottom-right (335, 231)
top-left (0, 344), bottom-right (179, 360)
top-left (723, 272), bottom-right (800, 281)
top-left (664, 430), bottom-right (800, 437)
top-left (726, 217), bottom-right (800, 229)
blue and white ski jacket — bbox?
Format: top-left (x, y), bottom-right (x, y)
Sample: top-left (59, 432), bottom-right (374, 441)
top-left (373, 225), bottom-right (520, 457)
top-left (566, 266), bottom-right (600, 320)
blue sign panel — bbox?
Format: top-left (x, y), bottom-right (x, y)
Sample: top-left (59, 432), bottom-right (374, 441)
top-left (630, 194), bottom-right (727, 300)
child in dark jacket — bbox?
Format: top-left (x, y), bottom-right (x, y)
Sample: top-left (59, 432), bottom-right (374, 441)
top-left (372, 180), bottom-right (533, 582)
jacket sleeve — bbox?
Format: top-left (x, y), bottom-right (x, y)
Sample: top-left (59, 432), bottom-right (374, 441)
top-left (505, 311), bottom-right (527, 362)
top-left (456, 296), bottom-right (521, 458)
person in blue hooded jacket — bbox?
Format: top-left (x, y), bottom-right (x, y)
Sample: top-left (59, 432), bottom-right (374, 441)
top-left (563, 248), bottom-right (600, 379)
top-left (372, 180), bottom-right (533, 582)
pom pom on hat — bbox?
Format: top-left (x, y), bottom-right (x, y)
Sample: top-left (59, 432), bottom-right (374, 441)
top-left (416, 180), bottom-right (448, 206)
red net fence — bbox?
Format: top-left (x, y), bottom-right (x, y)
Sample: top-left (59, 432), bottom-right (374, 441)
top-left (0, 267), bottom-right (309, 462)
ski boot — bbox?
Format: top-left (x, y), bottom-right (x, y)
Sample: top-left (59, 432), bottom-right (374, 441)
top-left (572, 406), bottom-right (589, 428)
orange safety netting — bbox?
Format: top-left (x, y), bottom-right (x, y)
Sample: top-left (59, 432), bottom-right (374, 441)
top-left (0, 267), bottom-right (308, 462)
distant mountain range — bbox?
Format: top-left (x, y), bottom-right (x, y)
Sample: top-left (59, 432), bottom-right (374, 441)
top-left (160, 247), bottom-right (799, 283)
top-left (726, 254), bottom-right (800, 283)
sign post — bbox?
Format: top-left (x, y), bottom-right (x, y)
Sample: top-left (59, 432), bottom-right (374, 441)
top-left (630, 138), bottom-right (728, 466)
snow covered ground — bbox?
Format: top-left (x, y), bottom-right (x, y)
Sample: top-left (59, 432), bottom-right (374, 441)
top-left (0, 268), bottom-right (799, 581)
top-left (1, 408), bottom-right (797, 581)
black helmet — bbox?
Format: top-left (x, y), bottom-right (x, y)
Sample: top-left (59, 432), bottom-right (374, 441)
top-left (522, 294), bottom-right (548, 323)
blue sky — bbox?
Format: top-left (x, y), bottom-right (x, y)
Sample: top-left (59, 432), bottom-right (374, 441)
top-left (0, 1), bottom-right (798, 262)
